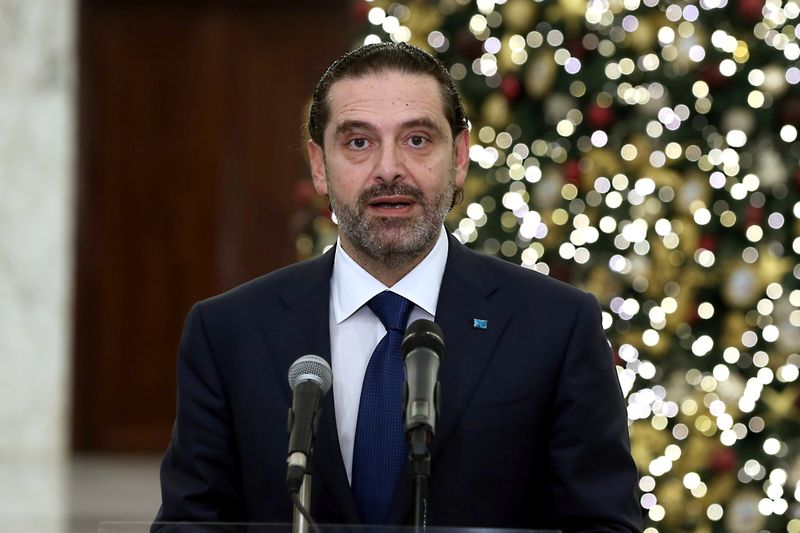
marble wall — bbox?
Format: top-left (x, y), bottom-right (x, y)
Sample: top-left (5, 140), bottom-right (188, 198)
top-left (0, 0), bottom-right (75, 530)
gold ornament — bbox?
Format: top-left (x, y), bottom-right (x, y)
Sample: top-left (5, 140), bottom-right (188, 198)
top-left (581, 149), bottom-right (623, 186)
top-left (762, 386), bottom-right (799, 421)
top-left (721, 312), bottom-right (749, 348)
top-left (630, 422), bottom-right (671, 468)
top-left (626, 14), bottom-right (660, 54)
top-left (754, 248), bottom-right (792, 285)
top-left (545, 0), bottom-right (588, 35)
top-left (480, 93), bottom-right (512, 129)
top-left (679, 431), bottom-right (715, 472)
top-left (623, 134), bottom-right (654, 171)
top-left (655, 478), bottom-right (686, 528)
top-left (524, 51), bottom-right (557, 99)
top-left (704, 474), bottom-right (737, 505)
top-left (584, 266), bottom-right (622, 306)
top-left (678, 219), bottom-right (700, 256)
top-left (502, 0), bottom-right (538, 33)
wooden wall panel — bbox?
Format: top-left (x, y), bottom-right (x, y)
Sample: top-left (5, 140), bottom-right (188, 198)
top-left (73, 1), bottom-right (352, 451)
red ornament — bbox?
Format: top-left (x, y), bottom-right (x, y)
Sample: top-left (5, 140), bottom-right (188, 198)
top-left (700, 63), bottom-right (727, 90)
top-left (567, 38), bottom-right (588, 60)
top-left (738, 0), bottom-right (765, 22)
top-left (500, 75), bottom-right (522, 101)
top-left (711, 447), bottom-right (738, 473)
top-left (699, 234), bottom-right (717, 252)
top-left (563, 159), bottom-right (582, 185)
top-left (586, 103), bottom-right (614, 130)
top-left (745, 205), bottom-right (763, 227)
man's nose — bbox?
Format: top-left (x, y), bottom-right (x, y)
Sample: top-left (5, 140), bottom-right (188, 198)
top-left (374, 143), bottom-right (404, 183)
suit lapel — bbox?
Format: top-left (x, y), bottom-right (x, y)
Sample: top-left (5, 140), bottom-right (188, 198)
top-left (260, 249), bottom-right (361, 523)
top-left (389, 236), bottom-right (511, 523)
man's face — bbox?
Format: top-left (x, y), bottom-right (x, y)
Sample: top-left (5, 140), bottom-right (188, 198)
top-left (307, 70), bottom-right (469, 268)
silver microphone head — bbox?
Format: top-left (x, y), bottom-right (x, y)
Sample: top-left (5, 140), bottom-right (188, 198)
top-left (288, 354), bottom-right (333, 394)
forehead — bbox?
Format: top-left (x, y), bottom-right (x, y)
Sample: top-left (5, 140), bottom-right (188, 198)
top-left (325, 71), bottom-right (449, 132)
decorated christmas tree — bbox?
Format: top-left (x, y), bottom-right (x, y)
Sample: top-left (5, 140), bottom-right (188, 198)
top-left (294, 0), bottom-right (800, 530)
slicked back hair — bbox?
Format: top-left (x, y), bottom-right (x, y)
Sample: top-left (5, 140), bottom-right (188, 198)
top-left (307, 42), bottom-right (469, 147)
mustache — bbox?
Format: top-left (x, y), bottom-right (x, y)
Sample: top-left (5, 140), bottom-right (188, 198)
top-left (357, 182), bottom-right (426, 207)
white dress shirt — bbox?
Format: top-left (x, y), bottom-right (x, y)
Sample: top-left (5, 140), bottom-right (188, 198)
top-left (329, 228), bottom-right (449, 484)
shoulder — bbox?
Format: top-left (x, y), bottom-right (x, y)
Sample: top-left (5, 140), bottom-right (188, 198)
top-left (193, 249), bottom-right (334, 317)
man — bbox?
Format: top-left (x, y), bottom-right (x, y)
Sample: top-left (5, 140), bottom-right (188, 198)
top-left (155, 42), bottom-right (642, 532)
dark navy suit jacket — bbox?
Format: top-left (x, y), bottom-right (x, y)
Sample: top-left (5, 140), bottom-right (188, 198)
top-left (155, 235), bottom-right (642, 532)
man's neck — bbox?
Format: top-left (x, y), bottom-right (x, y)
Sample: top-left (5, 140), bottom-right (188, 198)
top-left (339, 238), bottom-right (437, 287)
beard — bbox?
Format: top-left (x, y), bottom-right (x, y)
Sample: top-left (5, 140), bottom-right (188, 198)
top-left (329, 174), bottom-right (455, 270)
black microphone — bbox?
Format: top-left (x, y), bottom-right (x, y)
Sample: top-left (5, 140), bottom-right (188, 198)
top-left (401, 319), bottom-right (445, 437)
top-left (286, 354), bottom-right (333, 493)
top-left (402, 319), bottom-right (445, 527)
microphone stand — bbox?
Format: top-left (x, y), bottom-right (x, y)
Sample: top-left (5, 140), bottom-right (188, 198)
top-left (292, 472), bottom-right (313, 533)
top-left (408, 427), bottom-right (432, 530)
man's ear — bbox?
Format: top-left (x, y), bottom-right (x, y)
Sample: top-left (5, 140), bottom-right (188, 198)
top-left (307, 140), bottom-right (328, 195)
top-left (453, 129), bottom-right (470, 188)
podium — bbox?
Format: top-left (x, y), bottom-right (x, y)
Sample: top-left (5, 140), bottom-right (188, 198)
top-left (101, 523), bottom-right (560, 533)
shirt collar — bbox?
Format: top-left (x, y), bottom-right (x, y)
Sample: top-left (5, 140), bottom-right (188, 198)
top-left (331, 227), bottom-right (449, 324)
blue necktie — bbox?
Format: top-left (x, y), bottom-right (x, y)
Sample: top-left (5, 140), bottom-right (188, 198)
top-left (352, 291), bottom-right (413, 524)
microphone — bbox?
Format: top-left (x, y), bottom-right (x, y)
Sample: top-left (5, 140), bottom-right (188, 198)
top-left (401, 319), bottom-right (445, 437)
top-left (402, 319), bottom-right (445, 527)
top-left (286, 354), bottom-right (333, 493)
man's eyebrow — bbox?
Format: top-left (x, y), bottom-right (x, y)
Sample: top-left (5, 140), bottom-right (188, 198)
top-left (333, 118), bottom-right (446, 138)
top-left (334, 120), bottom-right (376, 137)
top-left (400, 118), bottom-right (445, 136)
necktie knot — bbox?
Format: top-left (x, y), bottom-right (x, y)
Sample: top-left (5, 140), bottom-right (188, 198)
top-left (368, 291), bottom-right (413, 332)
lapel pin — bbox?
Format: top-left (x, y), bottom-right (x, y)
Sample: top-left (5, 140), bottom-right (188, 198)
top-left (473, 318), bottom-right (488, 330)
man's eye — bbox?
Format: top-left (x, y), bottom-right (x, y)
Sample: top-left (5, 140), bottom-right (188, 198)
top-left (408, 135), bottom-right (428, 147)
top-left (347, 138), bottom-right (369, 149)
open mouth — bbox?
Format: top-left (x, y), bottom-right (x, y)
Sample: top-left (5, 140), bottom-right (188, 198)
top-left (371, 201), bottom-right (412, 208)
top-left (368, 196), bottom-right (415, 210)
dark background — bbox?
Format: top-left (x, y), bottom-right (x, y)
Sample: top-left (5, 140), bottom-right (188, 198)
top-left (72, 0), bottom-right (352, 452)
